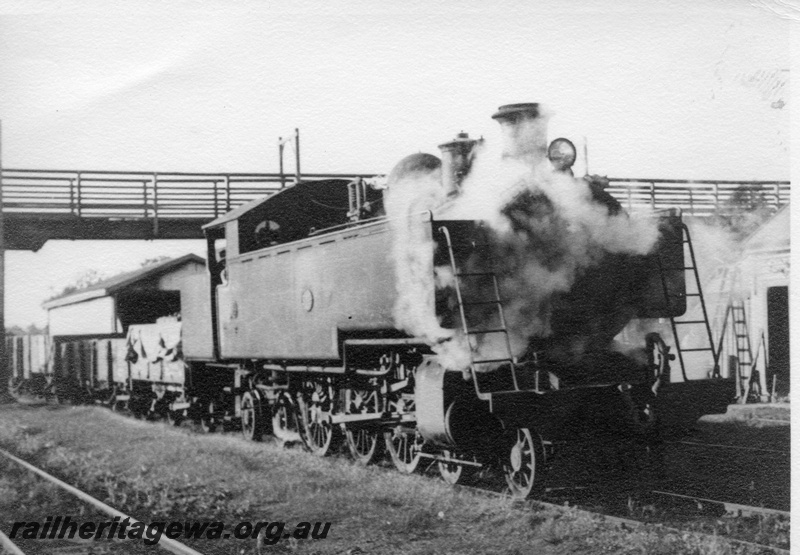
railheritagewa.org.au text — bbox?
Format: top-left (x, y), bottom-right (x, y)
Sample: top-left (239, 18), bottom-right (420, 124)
top-left (9, 516), bottom-right (331, 545)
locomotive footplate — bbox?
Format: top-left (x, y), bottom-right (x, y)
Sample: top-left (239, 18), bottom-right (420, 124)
top-left (488, 381), bottom-right (658, 443)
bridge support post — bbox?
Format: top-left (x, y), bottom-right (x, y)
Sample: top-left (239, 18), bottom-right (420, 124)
top-left (152, 173), bottom-right (159, 237)
top-left (0, 121), bottom-right (8, 402)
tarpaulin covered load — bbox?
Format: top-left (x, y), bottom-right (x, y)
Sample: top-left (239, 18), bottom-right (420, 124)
top-left (126, 319), bottom-right (185, 384)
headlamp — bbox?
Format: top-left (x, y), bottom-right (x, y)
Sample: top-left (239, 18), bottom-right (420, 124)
top-left (547, 138), bottom-right (577, 171)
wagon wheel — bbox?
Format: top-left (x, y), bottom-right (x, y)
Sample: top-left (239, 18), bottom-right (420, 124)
top-left (503, 428), bottom-right (545, 498)
top-left (240, 390), bottom-right (264, 441)
top-left (342, 386), bottom-right (384, 465)
top-left (384, 427), bottom-right (423, 474)
top-left (98, 386), bottom-right (117, 408)
top-left (272, 392), bottom-right (302, 446)
top-left (129, 392), bottom-right (149, 419)
top-left (111, 393), bottom-right (128, 413)
top-left (437, 450), bottom-right (478, 486)
top-left (7, 376), bottom-right (23, 399)
top-left (49, 378), bottom-right (66, 405)
top-left (199, 399), bottom-right (219, 433)
top-left (152, 394), bottom-right (172, 422)
top-left (43, 376), bottom-right (58, 403)
top-left (298, 381), bottom-right (338, 457)
top-left (166, 402), bottom-right (186, 427)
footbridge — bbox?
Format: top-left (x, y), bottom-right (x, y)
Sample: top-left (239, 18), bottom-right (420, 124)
top-left (0, 168), bottom-right (790, 397)
top-left (0, 169), bottom-right (790, 251)
top-left (0, 169), bottom-right (375, 250)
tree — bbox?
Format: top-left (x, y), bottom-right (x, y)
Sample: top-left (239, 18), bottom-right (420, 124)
top-left (46, 268), bottom-right (108, 300)
top-left (6, 324), bottom-right (48, 336)
top-left (140, 256), bottom-right (172, 267)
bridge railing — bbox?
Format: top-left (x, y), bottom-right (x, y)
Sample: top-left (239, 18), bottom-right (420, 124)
top-left (0, 169), bottom-right (375, 220)
top-left (606, 178), bottom-right (790, 216)
top-left (0, 169), bottom-right (790, 221)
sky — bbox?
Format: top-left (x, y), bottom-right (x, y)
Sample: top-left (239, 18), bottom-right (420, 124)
top-left (0, 0), bottom-right (794, 327)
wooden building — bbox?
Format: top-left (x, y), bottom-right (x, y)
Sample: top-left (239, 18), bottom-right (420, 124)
top-left (43, 254), bottom-right (206, 338)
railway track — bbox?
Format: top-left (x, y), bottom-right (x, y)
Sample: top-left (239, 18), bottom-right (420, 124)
top-left (451, 482), bottom-right (791, 555)
top-left (666, 439), bottom-right (790, 457)
top-left (393, 441), bottom-right (791, 553)
top-left (0, 529), bottom-right (26, 555)
top-left (651, 490), bottom-right (791, 517)
top-left (0, 447), bottom-right (205, 555)
top-left (3, 401), bottom-right (790, 554)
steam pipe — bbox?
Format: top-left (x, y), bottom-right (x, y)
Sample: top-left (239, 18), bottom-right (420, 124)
top-left (278, 137), bottom-right (285, 189)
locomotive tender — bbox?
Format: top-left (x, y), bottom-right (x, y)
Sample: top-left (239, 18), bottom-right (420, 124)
top-left (9, 102), bottom-right (735, 497)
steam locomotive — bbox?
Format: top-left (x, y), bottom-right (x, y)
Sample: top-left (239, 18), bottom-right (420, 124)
top-left (8, 103), bottom-right (735, 497)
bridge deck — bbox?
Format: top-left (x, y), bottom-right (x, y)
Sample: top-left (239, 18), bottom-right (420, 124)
top-left (0, 169), bottom-right (790, 250)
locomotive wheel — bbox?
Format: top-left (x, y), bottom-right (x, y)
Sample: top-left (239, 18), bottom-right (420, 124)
top-left (272, 392), bottom-right (302, 446)
top-left (384, 427), bottom-right (423, 474)
top-left (342, 387), bottom-right (383, 465)
top-left (619, 384), bottom-right (659, 438)
top-left (629, 397), bottom-right (658, 437)
top-left (298, 386), bottom-right (336, 457)
top-left (241, 391), bottom-right (264, 441)
top-left (503, 428), bottom-right (545, 498)
top-left (437, 450), bottom-right (477, 486)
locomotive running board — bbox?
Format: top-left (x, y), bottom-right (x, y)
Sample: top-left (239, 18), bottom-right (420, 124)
top-left (330, 412), bottom-right (416, 425)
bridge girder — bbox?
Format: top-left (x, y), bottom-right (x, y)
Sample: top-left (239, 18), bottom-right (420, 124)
top-left (4, 214), bottom-right (208, 251)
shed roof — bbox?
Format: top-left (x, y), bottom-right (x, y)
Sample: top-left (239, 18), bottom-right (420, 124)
top-left (43, 253), bottom-right (205, 310)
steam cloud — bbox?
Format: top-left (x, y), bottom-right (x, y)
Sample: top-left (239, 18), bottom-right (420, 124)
top-left (384, 153), bottom-right (472, 371)
top-left (385, 113), bottom-right (662, 371)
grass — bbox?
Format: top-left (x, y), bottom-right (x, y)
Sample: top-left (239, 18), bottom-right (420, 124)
top-left (0, 403), bottom-right (783, 555)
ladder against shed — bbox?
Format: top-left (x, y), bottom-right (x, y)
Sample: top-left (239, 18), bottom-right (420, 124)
top-left (703, 205), bottom-right (790, 401)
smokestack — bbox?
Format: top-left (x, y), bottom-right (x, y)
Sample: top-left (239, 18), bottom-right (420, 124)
top-left (491, 103), bottom-right (549, 166)
top-left (438, 131), bottom-right (481, 197)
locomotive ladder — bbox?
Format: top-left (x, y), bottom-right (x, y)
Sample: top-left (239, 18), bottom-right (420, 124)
top-left (439, 226), bottom-right (518, 402)
top-left (656, 222), bottom-right (719, 381)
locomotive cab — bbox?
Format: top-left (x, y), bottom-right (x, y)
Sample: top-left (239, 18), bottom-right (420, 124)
top-left (197, 179), bottom-right (398, 363)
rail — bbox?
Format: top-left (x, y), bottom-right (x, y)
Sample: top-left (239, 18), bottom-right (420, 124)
top-left (0, 170), bottom-right (789, 222)
top-left (0, 529), bottom-right (26, 555)
top-left (0, 446), bottom-right (206, 555)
